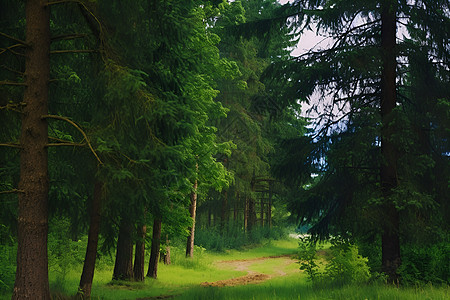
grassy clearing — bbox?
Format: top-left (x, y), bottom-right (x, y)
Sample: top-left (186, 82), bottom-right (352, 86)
top-left (1, 237), bottom-right (448, 299)
top-left (89, 239), bottom-right (300, 299)
top-left (177, 274), bottom-right (450, 300)
top-left (246, 257), bottom-right (296, 275)
top-left (205, 238), bottom-right (300, 262)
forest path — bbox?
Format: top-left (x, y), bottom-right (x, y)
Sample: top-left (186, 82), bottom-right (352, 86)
top-left (200, 254), bottom-right (299, 287)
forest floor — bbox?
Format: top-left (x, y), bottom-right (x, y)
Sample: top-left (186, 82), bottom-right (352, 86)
top-left (200, 254), bottom-right (299, 287)
top-left (2, 238), bottom-right (449, 299)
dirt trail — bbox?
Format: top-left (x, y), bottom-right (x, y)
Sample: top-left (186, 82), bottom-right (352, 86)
top-left (200, 254), bottom-right (298, 287)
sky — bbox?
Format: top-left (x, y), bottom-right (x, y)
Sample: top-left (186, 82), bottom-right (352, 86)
top-left (276, 0), bottom-right (335, 122)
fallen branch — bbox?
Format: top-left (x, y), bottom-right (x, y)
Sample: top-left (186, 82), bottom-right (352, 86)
top-left (42, 114), bottom-right (103, 165)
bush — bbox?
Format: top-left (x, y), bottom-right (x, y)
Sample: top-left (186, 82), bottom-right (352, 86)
top-left (0, 244), bottom-right (16, 294)
top-left (48, 217), bottom-right (85, 282)
top-left (297, 238), bottom-right (321, 282)
top-left (298, 238), bottom-right (371, 287)
top-left (325, 243), bottom-right (371, 286)
top-left (168, 244), bottom-right (208, 269)
top-left (399, 241), bottom-right (450, 285)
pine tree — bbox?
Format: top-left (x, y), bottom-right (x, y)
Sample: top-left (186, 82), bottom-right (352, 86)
top-left (272, 0), bottom-right (449, 281)
top-left (12, 1), bottom-right (51, 298)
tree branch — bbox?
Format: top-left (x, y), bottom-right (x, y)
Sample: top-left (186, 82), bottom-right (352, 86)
top-left (0, 32), bottom-right (27, 46)
top-left (47, 136), bottom-right (87, 147)
top-left (0, 189), bottom-right (25, 195)
top-left (50, 49), bottom-right (97, 54)
top-left (1, 64), bottom-right (24, 75)
top-left (47, 142), bottom-right (86, 147)
top-left (0, 104), bottom-right (22, 113)
top-left (46, 0), bottom-right (77, 5)
top-left (51, 33), bottom-right (88, 42)
top-left (46, 0), bottom-right (103, 42)
top-left (42, 114), bottom-right (103, 165)
top-left (0, 143), bottom-right (21, 148)
top-left (0, 44), bottom-right (26, 56)
top-left (0, 143), bottom-right (22, 148)
top-left (0, 81), bottom-right (26, 86)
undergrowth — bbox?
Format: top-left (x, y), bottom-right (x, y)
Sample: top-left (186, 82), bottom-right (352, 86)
top-left (195, 224), bottom-right (287, 251)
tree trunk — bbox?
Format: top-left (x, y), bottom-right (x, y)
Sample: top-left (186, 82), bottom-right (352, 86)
top-left (248, 175), bottom-right (257, 231)
top-left (113, 219), bottom-right (134, 281)
top-left (164, 243), bottom-right (171, 265)
top-left (208, 206), bottom-right (212, 227)
top-left (380, 0), bottom-right (401, 283)
top-left (78, 181), bottom-right (103, 298)
top-left (147, 218), bottom-right (162, 279)
top-left (268, 182), bottom-right (273, 228)
top-left (220, 190), bottom-right (228, 230)
top-left (234, 191), bottom-right (239, 222)
top-left (133, 224), bottom-right (147, 282)
top-left (186, 178), bottom-right (198, 258)
top-left (248, 198), bottom-right (256, 231)
top-left (13, 1), bottom-right (51, 299)
top-left (161, 235), bottom-right (171, 265)
top-left (244, 196), bottom-right (248, 232)
top-left (260, 197), bottom-right (264, 227)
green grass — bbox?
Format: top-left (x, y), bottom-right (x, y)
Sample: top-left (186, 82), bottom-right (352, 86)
top-left (247, 256), bottom-right (297, 275)
top-left (205, 238), bottom-right (300, 262)
top-left (176, 274), bottom-right (450, 300)
top-left (1, 237), bottom-right (449, 300)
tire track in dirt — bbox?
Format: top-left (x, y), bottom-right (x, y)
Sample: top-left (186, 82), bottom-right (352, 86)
top-left (200, 254), bottom-right (298, 287)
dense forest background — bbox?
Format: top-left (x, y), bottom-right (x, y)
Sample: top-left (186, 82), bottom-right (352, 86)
top-left (0, 0), bottom-right (448, 299)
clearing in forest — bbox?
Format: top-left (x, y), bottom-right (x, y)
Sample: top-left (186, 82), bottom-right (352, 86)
top-left (200, 254), bottom-right (300, 287)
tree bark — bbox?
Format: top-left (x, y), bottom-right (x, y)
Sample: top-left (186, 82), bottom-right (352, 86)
top-left (147, 218), bottom-right (162, 279)
top-left (208, 206), bottom-right (212, 227)
top-left (260, 197), bottom-right (264, 227)
top-left (233, 191), bottom-right (239, 222)
top-left (268, 182), bottom-right (273, 228)
top-left (13, 0), bottom-right (51, 299)
top-left (160, 235), bottom-right (171, 265)
top-left (133, 224), bottom-right (146, 282)
top-left (248, 197), bottom-right (256, 231)
top-left (220, 190), bottom-right (228, 230)
top-left (248, 175), bottom-right (257, 231)
top-left (164, 241), bottom-right (171, 265)
top-left (78, 181), bottom-right (103, 298)
top-left (244, 196), bottom-right (248, 232)
top-left (186, 177), bottom-right (198, 258)
top-left (112, 219), bottom-right (134, 281)
top-left (380, 0), bottom-right (401, 283)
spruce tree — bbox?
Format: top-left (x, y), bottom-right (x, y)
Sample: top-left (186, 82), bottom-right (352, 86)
top-left (272, 0), bottom-right (449, 281)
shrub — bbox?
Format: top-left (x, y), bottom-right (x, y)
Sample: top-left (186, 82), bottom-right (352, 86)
top-left (325, 243), bottom-right (371, 286)
top-left (0, 244), bottom-right (16, 294)
top-left (298, 238), bottom-right (371, 287)
top-left (168, 245), bottom-right (207, 269)
top-left (297, 238), bottom-right (321, 282)
top-left (399, 241), bottom-right (450, 285)
top-left (48, 217), bottom-right (85, 282)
